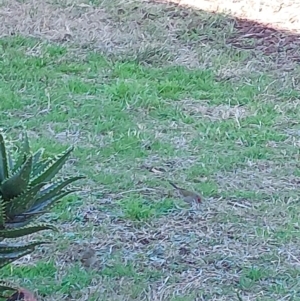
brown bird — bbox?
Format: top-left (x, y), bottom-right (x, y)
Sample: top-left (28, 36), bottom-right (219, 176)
top-left (80, 247), bottom-right (97, 268)
top-left (169, 181), bottom-right (202, 204)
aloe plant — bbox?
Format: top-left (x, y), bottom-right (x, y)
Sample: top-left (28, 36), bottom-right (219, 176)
top-left (0, 132), bottom-right (84, 299)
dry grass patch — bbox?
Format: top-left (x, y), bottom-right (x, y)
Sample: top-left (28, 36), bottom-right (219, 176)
top-left (179, 100), bottom-right (251, 121)
top-left (168, 0), bottom-right (300, 33)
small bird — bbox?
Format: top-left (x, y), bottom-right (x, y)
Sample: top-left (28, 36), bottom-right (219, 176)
top-left (169, 181), bottom-right (202, 204)
top-left (80, 247), bottom-right (97, 268)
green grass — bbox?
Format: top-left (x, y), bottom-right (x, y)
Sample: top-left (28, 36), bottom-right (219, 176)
top-left (1, 4), bottom-right (300, 299)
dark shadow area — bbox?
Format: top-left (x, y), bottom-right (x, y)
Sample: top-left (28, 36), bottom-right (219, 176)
top-left (156, 0), bottom-right (300, 66)
top-left (228, 18), bottom-right (300, 64)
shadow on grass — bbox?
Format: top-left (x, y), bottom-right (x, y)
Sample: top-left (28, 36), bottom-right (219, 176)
top-left (158, 0), bottom-right (300, 66)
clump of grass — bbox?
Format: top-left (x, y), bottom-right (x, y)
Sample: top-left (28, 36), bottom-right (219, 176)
top-left (119, 197), bottom-right (176, 221)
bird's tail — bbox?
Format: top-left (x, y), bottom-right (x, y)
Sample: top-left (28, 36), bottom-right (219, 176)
top-left (169, 181), bottom-right (180, 190)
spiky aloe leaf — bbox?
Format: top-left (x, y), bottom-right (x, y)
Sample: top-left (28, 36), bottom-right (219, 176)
top-left (0, 155), bottom-right (33, 201)
top-left (30, 189), bottom-right (78, 214)
top-left (0, 285), bottom-right (14, 291)
top-left (5, 182), bottom-right (46, 219)
top-left (32, 148), bottom-right (45, 166)
top-left (0, 197), bottom-right (5, 229)
top-left (0, 241), bottom-right (46, 269)
top-left (31, 148), bottom-right (47, 179)
top-left (2, 189), bottom-right (77, 229)
top-left (0, 134), bottom-right (9, 183)
top-left (0, 285), bottom-right (16, 292)
top-left (11, 132), bottom-right (31, 174)
top-left (0, 224), bottom-right (57, 239)
top-left (5, 212), bottom-right (47, 228)
top-left (21, 132), bottom-right (30, 155)
top-left (0, 281), bottom-right (17, 300)
top-left (31, 157), bottom-right (52, 179)
top-left (30, 146), bottom-right (74, 187)
top-left (4, 214), bottom-right (46, 229)
top-left (12, 153), bottom-right (27, 175)
top-left (36, 176), bottom-right (84, 207)
top-left (7, 152), bottom-right (14, 172)
top-left (0, 241), bottom-right (44, 255)
top-left (4, 187), bottom-right (77, 228)
top-left (0, 281), bottom-right (17, 290)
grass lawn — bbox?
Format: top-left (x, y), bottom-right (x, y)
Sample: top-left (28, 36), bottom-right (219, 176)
top-left (1, 0), bottom-right (300, 300)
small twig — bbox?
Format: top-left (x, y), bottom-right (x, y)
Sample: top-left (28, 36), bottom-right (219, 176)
top-left (236, 290), bottom-right (244, 301)
top-left (227, 201), bottom-right (252, 209)
top-left (82, 187), bottom-right (158, 195)
top-left (116, 188), bottom-right (158, 195)
top-left (286, 251), bottom-right (300, 265)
